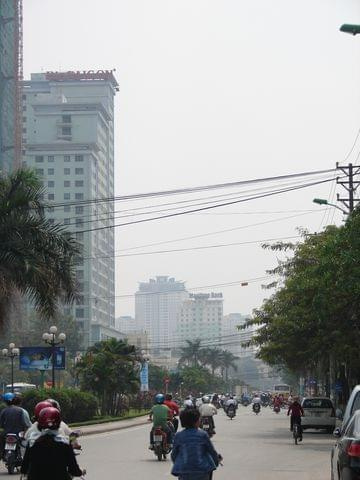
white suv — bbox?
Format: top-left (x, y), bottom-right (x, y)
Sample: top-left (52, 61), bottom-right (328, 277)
top-left (301, 397), bottom-right (336, 433)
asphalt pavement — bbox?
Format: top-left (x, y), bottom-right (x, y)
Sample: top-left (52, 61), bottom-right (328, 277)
top-left (78, 406), bottom-right (335, 480)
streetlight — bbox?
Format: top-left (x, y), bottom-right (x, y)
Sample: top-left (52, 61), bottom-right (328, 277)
top-left (313, 198), bottom-right (347, 215)
top-left (2, 343), bottom-right (20, 393)
top-left (42, 326), bottom-right (66, 389)
top-left (340, 24), bottom-right (360, 35)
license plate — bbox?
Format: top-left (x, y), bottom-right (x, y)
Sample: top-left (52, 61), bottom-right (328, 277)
top-left (5, 444), bottom-right (16, 450)
top-left (154, 435), bottom-right (163, 442)
top-left (203, 424), bottom-right (209, 429)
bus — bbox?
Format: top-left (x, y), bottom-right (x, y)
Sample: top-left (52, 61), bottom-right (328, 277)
top-left (5, 383), bottom-right (36, 394)
top-left (273, 384), bottom-right (291, 399)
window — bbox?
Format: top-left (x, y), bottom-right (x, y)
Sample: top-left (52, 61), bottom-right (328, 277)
top-left (64, 168), bottom-right (70, 175)
top-left (22, 94), bottom-right (26, 100)
top-left (48, 155), bottom-right (54, 162)
top-left (62, 126), bottom-right (71, 136)
top-left (75, 206), bottom-right (84, 214)
top-left (48, 207), bottom-right (54, 213)
top-left (48, 168), bottom-right (54, 175)
top-left (48, 194), bottom-right (55, 200)
top-left (64, 181), bottom-right (71, 187)
top-left (22, 105), bottom-right (26, 111)
top-left (302, 399), bottom-right (334, 409)
top-left (75, 168), bottom-right (84, 175)
top-left (76, 309), bottom-right (84, 318)
top-left (76, 296), bottom-right (84, 305)
top-left (76, 232), bottom-right (84, 241)
top-left (64, 206), bottom-right (71, 212)
top-left (22, 127), bottom-right (26, 133)
top-left (22, 116), bottom-right (26, 122)
top-left (35, 169), bottom-right (44, 175)
top-left (62, 115), bottom-right (71, 123)
top-left (75, 218), bottom-right (83, 227)
top-left (75, 193), bottom-right (84, 200)
top-left (75, 180), bottom-right (84, 187)
top-left (64, 193), bottom-right (70, 200)
top-left (35, 156), bottom-right (44, 163)
top-left (75, 155), bottom-right (83, 162)
top-left (47, 181), bottom-right (54, 188)
top-left (64, 155), bottom-right (70, 162)
top-left (64, 218), bottom-right (70, 225)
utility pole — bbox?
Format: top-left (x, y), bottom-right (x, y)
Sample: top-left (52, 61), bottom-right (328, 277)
top-left (336, 163), bottom-right (360, 214)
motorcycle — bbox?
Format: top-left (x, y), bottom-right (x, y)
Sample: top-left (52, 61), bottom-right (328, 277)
top-left (200, 416), bottom-right (214, 437)
top-left (253, 403), bottom-right (261, 415)
top-left (3, 433), bottom-right (24, 474)
top-left (226, 406), bottom-right (236, 420)
top-left (152, 427), bottom-right (171, 461)
top-left (273, 405), bottom-right (280, 414)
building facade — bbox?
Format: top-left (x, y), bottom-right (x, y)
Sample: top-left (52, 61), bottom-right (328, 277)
top-left (22, 70), bottom-right (119, 347)
top-left (0, 0), bottom-right (21, 174)
top-left (177, 293), bottom-right (223, 345)
top-left (135, 276), bottom-right (188, 356)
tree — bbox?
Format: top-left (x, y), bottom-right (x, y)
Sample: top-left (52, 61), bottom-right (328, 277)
top-left (0, 169), bottom-right (79, 324)
top-left (178, 339), bottom-right (202, 367)
top-left (219, 350), bottom-right (238, 382)
top-left (75, 338), bottom-right (140, 415)
top-left (199, 348), bottom-right (223, 376)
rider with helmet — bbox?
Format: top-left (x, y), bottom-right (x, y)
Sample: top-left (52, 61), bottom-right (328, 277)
top-left (0, 392), bottom-right (31, 457)
top-left (164, 394), bottom-right (180, 432)
top-left (198, 395), bottom-right (217, 434)
top-left (224, 395), bottom-right (238, 414)
top-left (149, 394), bottom-right (173, 449)
top-left (183, 399), bottom-right (194, 409)
top-left (21, 407), bottom-right (84, 480)
top-left (25, 400), bottom-right (72, 443)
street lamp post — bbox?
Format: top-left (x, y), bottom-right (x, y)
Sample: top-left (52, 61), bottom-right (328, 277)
top-left (140, 350), bottom-right (150, 393)
top-left (2, 343), bottom-right (20, 393)
top-left (42, 326), bottom-right (66, 389)
top-left (313, 198), bottom-right (347, 215)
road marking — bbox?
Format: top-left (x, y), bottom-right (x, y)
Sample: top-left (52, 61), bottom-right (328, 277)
top-left (84, 424), bottom-right (148, 440)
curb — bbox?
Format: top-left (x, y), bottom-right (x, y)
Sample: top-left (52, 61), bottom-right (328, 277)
top-left (80, 416), bottom-right (149, 436)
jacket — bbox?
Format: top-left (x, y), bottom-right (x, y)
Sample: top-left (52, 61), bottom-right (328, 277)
top-left (0, 406), bottom-right (30, 434)
top-left (21, 434), bottom-right (83, 480)
top-left (287, 402), bottom-right (304, 417)
top-left (171, 428), bottom-right (219, 476)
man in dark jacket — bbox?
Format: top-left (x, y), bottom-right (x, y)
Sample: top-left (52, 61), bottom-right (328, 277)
top-left (0, 392), bottom-right (31, 458)
top-left (171, 408), bottom-right (221, 480)
top-left (287, 397), bottom-right (304, 440)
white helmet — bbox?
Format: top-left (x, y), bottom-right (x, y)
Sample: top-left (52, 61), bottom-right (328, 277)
top-left (202, 396), bottom-right (210, 404)
top-left (184, 399), bottom-right (193, 408)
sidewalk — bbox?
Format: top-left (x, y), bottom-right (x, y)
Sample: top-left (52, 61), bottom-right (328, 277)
top-left (80, 415), bottom-right (149, 436)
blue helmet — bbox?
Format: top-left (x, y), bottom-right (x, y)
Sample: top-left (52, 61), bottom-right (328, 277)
top-left (155, 393), bottom-right (165, 404)
top-left (3, 393), bottom-right (15, 403)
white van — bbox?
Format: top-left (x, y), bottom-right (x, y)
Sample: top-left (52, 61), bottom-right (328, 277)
top-left (5, 383), bottom-right (36, 394)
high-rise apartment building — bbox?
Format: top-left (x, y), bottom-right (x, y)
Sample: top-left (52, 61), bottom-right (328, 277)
top-left (177, 293), bottom-right (223, 345)
top-left (135, 276), bottom-right (188, 355)
top-left (222, 312), bottom-right (251, 357)
top-left (22, 70), bottom-right (119, 347)
top-left (0, 0), bottom-right (22, 173)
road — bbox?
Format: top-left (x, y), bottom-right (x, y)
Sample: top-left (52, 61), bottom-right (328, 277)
top-left (78, 406), bottom-right (334, 480)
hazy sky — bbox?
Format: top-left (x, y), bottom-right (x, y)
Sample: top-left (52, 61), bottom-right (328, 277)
top-left (24, 1), bottom-right (360, 317)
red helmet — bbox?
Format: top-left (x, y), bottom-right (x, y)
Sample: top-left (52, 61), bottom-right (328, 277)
top-left (38, 407), bottom-right (61, 430)
top-left (34, 401), bottom-right (52, 420)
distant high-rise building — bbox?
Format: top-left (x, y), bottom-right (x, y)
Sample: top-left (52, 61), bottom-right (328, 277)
top-left (222, 312), bottom-right (253, 357)
top-left (135, 276), bottom-right (188, 355)
top-left (22, 70), bottom-right (119, 347)
top-left (177, 293), bottom-right (223, 345)
top-left (0, 0), bottom-right (23, 173)
top-left (115, 315), bottom-right (139, 334)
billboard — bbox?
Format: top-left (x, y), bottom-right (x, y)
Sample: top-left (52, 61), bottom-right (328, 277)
top-left (19, 347), bottom-right (66, 371)
top-left (140, 362), bottom-right (149, 392)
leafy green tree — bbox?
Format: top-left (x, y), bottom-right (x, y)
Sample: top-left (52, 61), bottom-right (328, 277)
top-left (75, 338), bottom-right (140, 415)
top-left (0, 169), bottom-right (79, 324)
top-left (179, 339), bottom-right (202, 367)
top-left (199, 348), bottom-right (223, 375)
top-left (219, 350), bottom-right (238, 382)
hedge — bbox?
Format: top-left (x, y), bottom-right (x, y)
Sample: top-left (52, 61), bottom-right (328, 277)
top-left (21, 388), bottom-right (98, 423)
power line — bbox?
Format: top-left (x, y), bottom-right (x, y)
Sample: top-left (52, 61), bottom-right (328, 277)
top-left (75, 176), bottom-right (336, 234)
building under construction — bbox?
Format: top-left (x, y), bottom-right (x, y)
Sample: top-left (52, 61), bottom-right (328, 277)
top-left (0, 0), bottom-right (23, 174)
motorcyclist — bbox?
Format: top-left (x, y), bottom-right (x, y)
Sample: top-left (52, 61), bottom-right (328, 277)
top-left (199, 396), bottom-right (217, 434)
top-left (12, 393), bottom-right (32, 427)
top-left (287, 397), bottom-right (304, 441)
top-left (164, 394), bottom-right (180, 432)
top-left (25, 400), bottom-right (73, 443)
top-left (0, 392), bottom-right (31, 459)
top-left (224, 395), bottom-right (237, 415)
top-left (183, 399), bottom-right (194, 409)
top-left (21, 407), bottom-right (85, 480)
top-left (149, 393), bottom-right (172, 449)
top-left (273, 395), bottom-right (282, 411)
top-left (252, 394), bottom-right (261, 413)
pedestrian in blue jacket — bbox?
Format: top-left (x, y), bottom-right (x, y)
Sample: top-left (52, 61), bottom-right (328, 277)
top-left (171, 408), bottom-right (222, 480)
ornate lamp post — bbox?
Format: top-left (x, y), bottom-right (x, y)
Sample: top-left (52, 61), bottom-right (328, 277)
top-left (42, 326), bottom-right (66, 389)
top-left (2, 343), bottom-right (20, 393)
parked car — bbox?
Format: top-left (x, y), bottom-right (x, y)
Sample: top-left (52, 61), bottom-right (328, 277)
top-left (339, 385), bottom-right (360, 434)
top-left (331, 410), bottom-right (360, 480)
top-left (301, 397), bottom-right (336, 432)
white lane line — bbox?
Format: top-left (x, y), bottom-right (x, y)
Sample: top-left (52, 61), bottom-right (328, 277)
top-left (84, 424), bottom-right (148, 440)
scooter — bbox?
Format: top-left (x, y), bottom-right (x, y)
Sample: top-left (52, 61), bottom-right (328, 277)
top-left (226, 406), bottom-right (236, 420)
top-left (273, 405), bottom-right (280, 414)
top-left (152, 427), bottom-right (171, 461)
top-left (3, 432), bottom-right (24, 474)
top-left (200, 416), bottom-right (215, 437)
top-left (253, 403), bottom-right (261, 415)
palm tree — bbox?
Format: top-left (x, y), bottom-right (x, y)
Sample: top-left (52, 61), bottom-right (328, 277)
top-left (220, 350), bottom-right (238, 382)
top-left (200, 347), bottom-right (223, 376)
top-left (0, 169), bottom-right (80, 324)
top-left (179, 339), bottom-right (202, 367)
